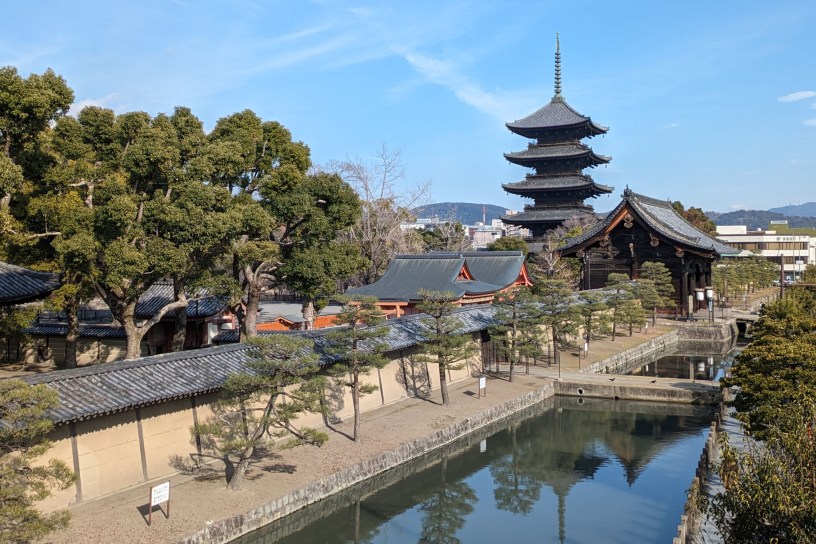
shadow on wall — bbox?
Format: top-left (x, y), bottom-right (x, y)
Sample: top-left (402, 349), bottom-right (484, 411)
top-left (395, 350), bottom-right (431, 399)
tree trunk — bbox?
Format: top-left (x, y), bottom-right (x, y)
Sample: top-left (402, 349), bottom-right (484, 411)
top-left (227, 446), bottom-right (254, 490)
top-left (302, 299), bottom-right (316, 331)
top-left (611, 310), bottom-right (617, 341)
top-left (240, 281), bottom-right (261, 341)
top-left (352, 367), bottom-right (360, 441)
top-left (438, 359), bottom-right (449, 405)
top-left (172, 309), bottom-right (187, 352)
top-left (64, 301), bottom-right (79, 369)
top-left (119, 303), bottom-right (146, 360)
top-left (123, 322), bottom-right (145, 359)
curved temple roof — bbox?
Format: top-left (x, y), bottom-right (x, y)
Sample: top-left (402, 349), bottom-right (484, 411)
top-left (21, 306), bottom-right (499, 425)
top-left (502, 174), bottom-right (613, 195)
top-left (346, 252), bottom-right (528, 302)
top-left (0, 262), bottom-right (60, 305)
top-left (504, 144), bottom-right (611, 168)
top-left (506, 96), bottom-right (609, 139)
top-left (562, 189), bottom-right (739, 256)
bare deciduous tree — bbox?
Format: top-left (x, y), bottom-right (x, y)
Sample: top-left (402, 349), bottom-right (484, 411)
top-left (532, 215), bottom-right (597, 285)
top-left (327, 145), bottom-right (430, 285)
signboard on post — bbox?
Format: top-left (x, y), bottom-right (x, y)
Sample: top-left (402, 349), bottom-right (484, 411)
top-left (148, 481), bottom-right (170, 526)
top-left (478, 376), bottom-right (486, 398)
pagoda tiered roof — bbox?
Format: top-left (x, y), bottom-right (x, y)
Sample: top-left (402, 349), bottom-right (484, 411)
top-left (506, 96), bottom-right (608, 139)
top-left (503, 143), bottom-right (611, 168)
top-left (502, 174), bottom-right (613, 196)
top-left (502, 206), bottom-right (596, 226)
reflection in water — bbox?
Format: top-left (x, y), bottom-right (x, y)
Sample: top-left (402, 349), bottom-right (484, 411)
top-left (236, 397), bottom-right (714, 544)
top-left (627, 348), bottom-right (738, 381)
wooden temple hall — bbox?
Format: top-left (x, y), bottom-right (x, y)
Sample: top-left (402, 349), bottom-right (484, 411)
top-left (500, 35), bottom-right (738, 316)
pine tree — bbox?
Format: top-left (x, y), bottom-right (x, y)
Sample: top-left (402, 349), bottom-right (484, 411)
top-left (0, 379), bottom-right (74, 542)
top-left (196, 336), bottom-right (327, 490)
top-left (416, 290), bottom-right (476, 405)
top-left (324, 296), bottom-right (388, 441)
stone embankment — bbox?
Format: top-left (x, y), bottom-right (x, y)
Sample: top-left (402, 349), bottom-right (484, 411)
top-left (180, 383), bottom-right (556, 544)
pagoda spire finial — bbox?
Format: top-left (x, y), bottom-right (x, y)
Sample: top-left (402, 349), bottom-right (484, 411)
top-left (554, 33), bottom-right (562, 98)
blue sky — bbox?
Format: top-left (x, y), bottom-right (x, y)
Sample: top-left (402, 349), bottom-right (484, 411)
top-left (2, 1), bottom-right (814, 213)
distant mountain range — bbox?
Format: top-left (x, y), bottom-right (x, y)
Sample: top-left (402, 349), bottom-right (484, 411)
top-left (709, 203), bottom-right (816, 230)
top-left (411, 201), bottom-right (816, 231)
top-left (768, 202), bottom-right (816, 217)
top-left (412, 202), bottom-right (509, 225)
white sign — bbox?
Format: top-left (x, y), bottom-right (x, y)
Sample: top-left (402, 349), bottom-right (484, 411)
top-left (479, 376), bottom-right (486, 390)
top-left (151, 482), bottom-right (170, 506)
top-left (480, 439), bottom-right (487, 453)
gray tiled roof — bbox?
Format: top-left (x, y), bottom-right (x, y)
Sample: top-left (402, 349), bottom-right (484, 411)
top-left (24, 324), bottom-right (127, 338)
top-left (562, 189), bottom-right (739, 256)
top-left (0, 262), bottom-right (60, 305)
top-left (502, 207), bottom-right (596, 224)
top-left (20, 305), bottom-right (499, 425)
top-left (502, 174), bottom-right (613, 194)
top-left (504, 144), bottom-right (611, 167)
top-left (135, 281), bottom-right (227, 319)
top-left (346, 252), bottom-right (526, 302)
top-left (506, 96), bottom-right (608, 137)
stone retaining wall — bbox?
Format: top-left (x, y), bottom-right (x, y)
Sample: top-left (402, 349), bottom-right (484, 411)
top-left (673, 395), bottom-right (727, 543)
top-left (179, 382), bottom-right (556, 544)
top-left (581, 330), bottom-right (680, 375)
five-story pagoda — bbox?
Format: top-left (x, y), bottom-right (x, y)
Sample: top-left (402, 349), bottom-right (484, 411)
top-left (501, 35), bottom-right (613, 239)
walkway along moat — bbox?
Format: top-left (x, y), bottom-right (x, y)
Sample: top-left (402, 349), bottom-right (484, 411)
top-left (183, 326), bottom-right (726, 544)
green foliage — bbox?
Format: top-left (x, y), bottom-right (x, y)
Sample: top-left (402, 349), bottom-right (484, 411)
top-left (617, 298), bottom-right (647, 336)
top-left (671, 200), bottom-right (717, 235)
top-left (637, 261), bottom-right (675, 323)
top-left (324, 296), bottom-right (389, 440)
top-left (486, 236), bottom-right (528, 255)
top-left (724, 295), bottom-right (816, 437)
top-left (416, 290), bottom-right (477, 405)
top-left (713, 256), bottom-right (778, 304)
top-left (489, 287), bottom-right (543, 380)
top-left (605, 273), bottom-right (634, 341)
top-left (0, 379), bottom-right (74, 542)
top-left (708, 397), bottom-right (816, 544)
top-left (710, 285), bottom-right (816, 541)
top-left (533, 280), bottom-right (579, 367)
top-left (196, 335), bottom-right (327, 490)
top-left (574, 290), bottom-right (609, 348)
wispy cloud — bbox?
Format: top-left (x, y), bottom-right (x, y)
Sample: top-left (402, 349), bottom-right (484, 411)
top-left (662, 122), bottom-right (681, 129)
top-left (730, 203), bottom-right (745, 210)
top-left (804, 119), bottom-right (816, 126)
top-left (778, 90), bottom-right (816, 102)
top-left (69, 94), bottom-right (122, 116)
top-left (401, 51), bottom-right (516, 122)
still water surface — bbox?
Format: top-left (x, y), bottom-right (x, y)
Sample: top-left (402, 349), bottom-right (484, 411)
top-left (237, 396), bottom-right (714, 544)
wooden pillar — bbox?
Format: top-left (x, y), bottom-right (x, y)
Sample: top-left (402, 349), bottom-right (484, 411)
top-left (583, 254), bottom-right (591, 290)
top-left (681, 269), bottom-right (689, 317)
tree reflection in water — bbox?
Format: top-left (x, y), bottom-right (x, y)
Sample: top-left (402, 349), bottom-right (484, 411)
top-left (237, 397), bottom-right (713, 544)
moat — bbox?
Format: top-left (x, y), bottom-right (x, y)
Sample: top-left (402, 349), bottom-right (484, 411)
top-left (236, 395), bottom-right (715, 544)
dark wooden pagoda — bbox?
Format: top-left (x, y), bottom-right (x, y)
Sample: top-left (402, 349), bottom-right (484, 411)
top-left (501, 35), bottom-right (613, 238)
top-left (560, 189), bottom-right (739, 317)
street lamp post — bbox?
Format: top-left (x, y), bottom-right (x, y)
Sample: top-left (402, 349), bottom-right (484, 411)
top-left (705, 286), bottom-right (714, 323)
top-left (694, 288), bottom-right (705, 321)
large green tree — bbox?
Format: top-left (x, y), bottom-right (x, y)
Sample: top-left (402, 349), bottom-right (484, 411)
top-left (0, 379), bottom-right (74, 542)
